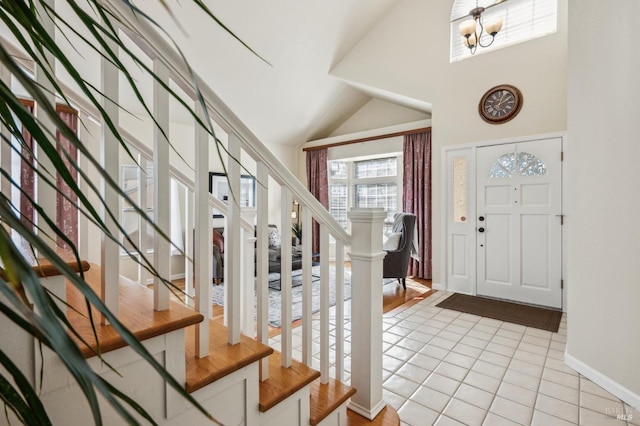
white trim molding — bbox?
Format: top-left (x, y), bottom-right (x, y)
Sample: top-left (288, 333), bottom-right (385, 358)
top-left (565, 352), bottom-right (640, 410)
top-left (440, 132), bottom-right (568, 311)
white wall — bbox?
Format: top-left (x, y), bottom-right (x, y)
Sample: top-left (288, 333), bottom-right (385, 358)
top-left (328, 136), bottom-right (403, 162)
top-left (329, 98), bottom-right (429, 138)
top-left (330, 0), bottom-right (568, 285)
top-left (565, 0), bottom-right (640, 406)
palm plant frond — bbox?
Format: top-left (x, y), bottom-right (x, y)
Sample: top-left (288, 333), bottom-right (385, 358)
top-left (0, 0), bottom-right (264, 424)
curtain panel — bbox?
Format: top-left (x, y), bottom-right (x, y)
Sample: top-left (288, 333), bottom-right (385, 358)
top-left (305, 148), bottom-right (329, 254)
top-left (19, 101), bottom-right (35, 228)
top-left (403, 131), bottom-right (432, 279)
top-left (18, 101), bottom-right (79, 250)
top-left (55, 106), bottom-right (79, 250)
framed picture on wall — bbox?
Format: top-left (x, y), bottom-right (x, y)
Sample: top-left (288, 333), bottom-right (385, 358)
top-left (209, 172), bottom-right (256, 218)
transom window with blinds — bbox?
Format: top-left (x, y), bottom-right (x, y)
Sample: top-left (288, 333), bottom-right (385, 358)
top-left (450, 0), bottom-right (558, 62)
top-left (328, 155), bottom-right (402, 236)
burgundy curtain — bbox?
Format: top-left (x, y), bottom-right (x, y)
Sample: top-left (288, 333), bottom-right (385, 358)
top-left (306, 148), bottom-right (329, 254)
top-left (55, 107), bottom-right (79, 250)
top-left (19, 102), bottom-right (35, 228)
top-left (403, 131), bottom-right (432, 279)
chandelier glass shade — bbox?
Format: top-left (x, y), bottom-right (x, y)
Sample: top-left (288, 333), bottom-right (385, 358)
top-left (458, 5), bottom-right (503, 54)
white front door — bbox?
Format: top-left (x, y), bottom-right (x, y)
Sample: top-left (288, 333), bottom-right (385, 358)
top-left (476, 138), bottom-right (562, 308)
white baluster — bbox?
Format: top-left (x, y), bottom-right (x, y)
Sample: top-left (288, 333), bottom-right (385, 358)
top-left (194, 104), bottom-right (211, 357)
top-left (1, 65), bottom-right (12, 222)
top-left (226, 133), bottom-right (241, 344)
top-left (77, 120), bottom-right (89, 261)
top-left (184, 188), bottom-right (194, 304)
top-left (301, 205), bottom-right (313, 366)
top-left (99, 20), bottom-right (119, 322)
top-left (319, 224), bottom-right (330, 383)
top-left (347, 207), bottom-right (386, 420)
top-left (137, 156), bottom-right (148, 288)
top-left (32, 0), bottom-right (68, 394)
top-left (335, 239), bottom-right (345, 381)
top-left (242, 208), bottom-right (256, 336)
top-left (34, 0), bottom-right (57, 249)
top-left (280, 186), bottom-right (292, 367)
top-left (256, 162), bottom-right (269, 380)
top-left (152, 59), bottom-right (170, 312)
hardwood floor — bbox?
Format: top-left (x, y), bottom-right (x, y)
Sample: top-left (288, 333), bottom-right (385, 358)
top-left (171, 272), bottom-right (432, 336)
top-left (382, 276), bottom-right (432, 314)
top-left (169, 270), bottom-right (428, 426)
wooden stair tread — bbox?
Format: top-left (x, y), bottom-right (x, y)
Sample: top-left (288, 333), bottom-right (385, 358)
top-left (67, 264), bottom-right (203, 358)
top-left (309, 378), bottom-right (356, 425)
top-left (346, 405), bottom-right (400, 426)
top-left (259, 351), bottom-right (321, 412)
top-left (185, 321), bottom-right (273, 393)
top-left (5, 237), bottom-right (90, 278)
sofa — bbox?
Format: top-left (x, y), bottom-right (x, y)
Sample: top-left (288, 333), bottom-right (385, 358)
top-left (211, 225), bottom-right (302, 283)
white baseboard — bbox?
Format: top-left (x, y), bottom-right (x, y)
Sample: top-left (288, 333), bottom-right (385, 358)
top-left (145, 273), bottom-right (185, 285)
top-left (565, 352), bottom-right (640, 410)
top-left (431, 282), bottom-right (445, 291)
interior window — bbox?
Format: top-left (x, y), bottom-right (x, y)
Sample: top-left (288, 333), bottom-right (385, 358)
top-left (450, 0), bottom-right (558, 62)
top-left (328, 155), bottom-right (402, 236)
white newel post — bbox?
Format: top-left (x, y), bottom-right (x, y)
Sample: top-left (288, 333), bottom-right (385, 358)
top-left (347, 207), bottom-right (387, 420)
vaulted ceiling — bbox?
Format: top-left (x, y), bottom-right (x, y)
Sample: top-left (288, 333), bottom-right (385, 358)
top-left (140, 0), bottom-right (431, 146)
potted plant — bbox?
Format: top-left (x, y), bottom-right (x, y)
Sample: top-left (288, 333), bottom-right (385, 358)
top-left (292, 222), bottom-right (303, 245)
top-left (0, 1), bottom-right (260, 424)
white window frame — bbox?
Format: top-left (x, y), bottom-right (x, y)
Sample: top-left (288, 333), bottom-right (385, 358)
top-left (450, 0), bottom-right (558, 62)
top-left (328, 154), bottom-right (403, 238)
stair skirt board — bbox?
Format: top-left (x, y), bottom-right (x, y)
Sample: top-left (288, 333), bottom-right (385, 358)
top-left (259, 386), bottom-right (311, 426)
top-left (181, 362), bottom-right (261, 426)
top-left (314, 402), bottom-right (350, 426)
top-left (34, 339), bottom-right (330, 426)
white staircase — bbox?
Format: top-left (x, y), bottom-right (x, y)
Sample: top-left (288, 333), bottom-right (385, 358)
top-left (0, 2), bottom-right (394, 424)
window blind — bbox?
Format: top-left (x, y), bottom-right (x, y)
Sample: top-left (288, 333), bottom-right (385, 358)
top-left (450, 0), bottom-right (558, 62)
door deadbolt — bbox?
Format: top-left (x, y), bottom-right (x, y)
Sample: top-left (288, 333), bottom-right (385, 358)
top-left (479, 216), bottom-right (485, 222)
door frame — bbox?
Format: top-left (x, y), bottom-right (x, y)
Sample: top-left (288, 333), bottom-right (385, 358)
top-left (440, 132), bottom-right (568, 311)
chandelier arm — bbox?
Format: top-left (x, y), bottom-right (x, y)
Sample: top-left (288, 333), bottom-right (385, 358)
top-left (476, 18), bottom-right (492, 48)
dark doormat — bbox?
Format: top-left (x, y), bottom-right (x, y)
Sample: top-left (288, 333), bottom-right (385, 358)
top-left (436, 293), bottom-right (562, 332)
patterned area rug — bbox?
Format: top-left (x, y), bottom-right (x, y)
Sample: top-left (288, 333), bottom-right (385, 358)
top-left (212, 266), bottom-right (352, 327)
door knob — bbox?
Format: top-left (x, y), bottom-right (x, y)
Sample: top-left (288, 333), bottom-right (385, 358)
top-left (478, 227), bottom-right (485, 233)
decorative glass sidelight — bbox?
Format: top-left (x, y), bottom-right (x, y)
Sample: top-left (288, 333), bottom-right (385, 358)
top-left (489, 151), bottom-right (546, 179)
top-left (453, 157), bottom-right (468, 222)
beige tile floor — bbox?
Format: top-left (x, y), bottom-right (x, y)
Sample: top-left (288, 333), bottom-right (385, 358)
top-left (269, 290), bottom-right (638, 425)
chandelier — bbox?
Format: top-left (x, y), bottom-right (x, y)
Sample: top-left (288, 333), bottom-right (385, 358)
top-left (458, 0), bottom-right (504, 54)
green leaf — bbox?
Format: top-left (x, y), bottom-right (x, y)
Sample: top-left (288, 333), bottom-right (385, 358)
top-left (0, 349), bottom-right (51, 425)
top-left (0, 0), bottom-right (265, 423)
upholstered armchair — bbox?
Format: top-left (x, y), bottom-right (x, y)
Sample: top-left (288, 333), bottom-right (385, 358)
top-left (382, 212), bottom-right (417, 290)
top-left (212, 229), bottom-right (224, 284)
